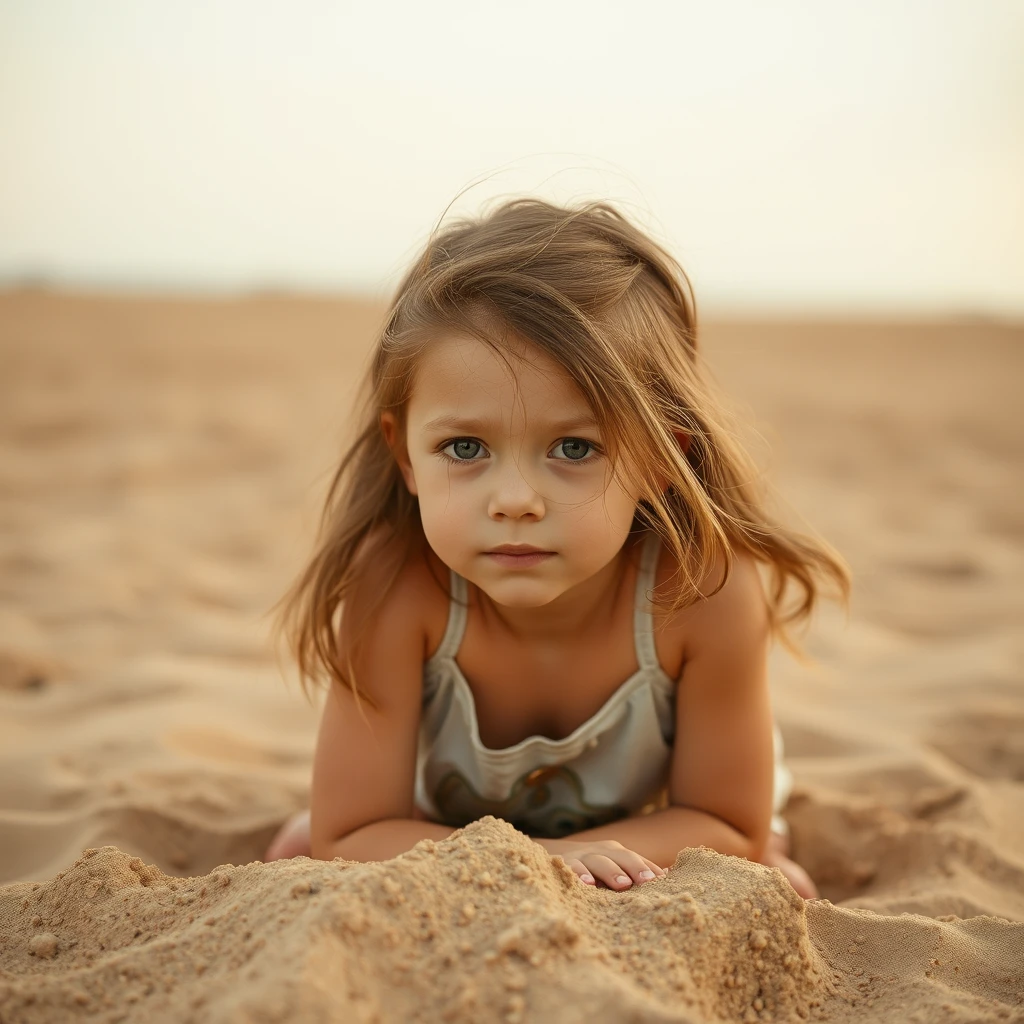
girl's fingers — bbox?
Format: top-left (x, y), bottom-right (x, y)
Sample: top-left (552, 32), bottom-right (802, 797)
top-left (567, 858), bottom-right (596, 885)
top-left (566, 852), bottom-right (667, 890)
top-left (611, 852), bottom-right (664, 886)
top-left (618, 855), bottom-right (662, 885)
top-left (582, 853), bottom-right (666, 889)
top-left (643, 858), bottom-right (668, 878)
top-left (581, 855), bottom-right (639, 889)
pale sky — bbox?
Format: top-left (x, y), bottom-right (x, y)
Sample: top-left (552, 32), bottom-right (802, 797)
top-left (1, 1), bottom-right (1021, 315)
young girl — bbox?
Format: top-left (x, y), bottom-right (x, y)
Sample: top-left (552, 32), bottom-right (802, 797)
top-left (264, 198), bottom-right (849, 900)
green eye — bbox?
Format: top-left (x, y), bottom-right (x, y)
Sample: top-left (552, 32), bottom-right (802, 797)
top-left (556, 438), bottom-right (593, 461)
top-left (446, 439), bottom-right (483, 460)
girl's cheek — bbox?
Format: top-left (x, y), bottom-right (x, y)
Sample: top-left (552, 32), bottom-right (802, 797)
top-left (418, 486), bottom-right (475, 547)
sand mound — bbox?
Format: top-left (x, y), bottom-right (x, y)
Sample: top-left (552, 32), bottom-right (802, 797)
top-left (2, 817), bottom-right (1020, 1023)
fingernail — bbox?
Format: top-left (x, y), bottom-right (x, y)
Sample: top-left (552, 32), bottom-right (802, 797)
top-left (615, 874), bottom-right (631, 886)
top-left (580, 873), bottom-right (594, 885)
top-left (638, 870), bottom-right (655, 881)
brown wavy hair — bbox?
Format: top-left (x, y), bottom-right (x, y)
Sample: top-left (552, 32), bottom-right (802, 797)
top-left (279, 197), bottom-right (850, 705)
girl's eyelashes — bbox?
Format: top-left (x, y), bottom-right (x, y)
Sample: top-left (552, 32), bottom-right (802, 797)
top-left (435, 437), bottom-right (601, 464)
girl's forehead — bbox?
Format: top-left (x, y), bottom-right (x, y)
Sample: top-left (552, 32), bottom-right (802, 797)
top-left (407, 333), bottom-right (593, 420)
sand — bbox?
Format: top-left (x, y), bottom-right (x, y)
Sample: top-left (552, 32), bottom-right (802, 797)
top-left (0, 291), bottom-right (1022, 1022)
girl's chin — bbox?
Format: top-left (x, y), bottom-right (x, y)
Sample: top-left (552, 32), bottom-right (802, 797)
top-left (470, 578), bottom-right (568, 608)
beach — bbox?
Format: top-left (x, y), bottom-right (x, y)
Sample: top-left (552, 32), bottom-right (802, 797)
top-left (1, 291), bottom-right (1021, 1021)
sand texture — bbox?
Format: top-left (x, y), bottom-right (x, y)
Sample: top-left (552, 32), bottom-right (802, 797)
top-left (0, 293), bottom-right (1022, 1022)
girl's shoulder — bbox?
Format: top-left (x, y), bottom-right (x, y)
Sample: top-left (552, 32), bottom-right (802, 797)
top-left (651, 535), bottom-right (769, 661)
top-left (344, 527), bottom-right (451, 662)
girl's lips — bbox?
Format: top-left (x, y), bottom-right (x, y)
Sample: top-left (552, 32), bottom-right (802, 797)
top-left (484, 551), bottom-right (554, 568)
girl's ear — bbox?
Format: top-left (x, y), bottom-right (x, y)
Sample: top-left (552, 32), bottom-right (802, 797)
top-left (380, 412), bottom-right (418, 496)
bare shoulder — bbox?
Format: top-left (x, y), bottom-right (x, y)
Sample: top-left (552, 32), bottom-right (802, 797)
top-left (651, 539), bottom-right (770, 671)
top-left (338, 528), bottom-right (450, 696)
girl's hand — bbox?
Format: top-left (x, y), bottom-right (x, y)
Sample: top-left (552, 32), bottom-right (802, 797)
top-left (540, 838), bottom-right (667, 889)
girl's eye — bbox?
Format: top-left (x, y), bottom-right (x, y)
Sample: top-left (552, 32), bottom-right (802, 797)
top-left (551, 437), bottom-right (598, 462)
top-left (441, 439), bottom-right (486, 461)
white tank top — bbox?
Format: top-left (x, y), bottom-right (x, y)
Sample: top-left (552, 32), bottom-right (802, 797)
top-left (414, 532), bottom-right (792, 838)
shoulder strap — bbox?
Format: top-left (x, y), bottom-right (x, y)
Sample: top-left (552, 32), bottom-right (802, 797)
top-left (432, 567), bottom-right (469, 661)
top-left (633, 532), bottom-right (662, 673)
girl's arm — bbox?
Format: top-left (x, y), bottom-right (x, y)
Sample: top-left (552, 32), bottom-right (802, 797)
top-left (308, 548), bottom-right (436, 862)
top-left (320, 819), bottom-right (455, 861)
top-left (534, 805), bottom-right (754, 870)
top-left (666, 551), bottom-right (776, 861)
top-left (543, 552), bottom-right (775, 868)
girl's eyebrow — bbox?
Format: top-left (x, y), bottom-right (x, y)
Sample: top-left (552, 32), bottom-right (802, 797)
top-left (421, 413), bottom-right (599, 434)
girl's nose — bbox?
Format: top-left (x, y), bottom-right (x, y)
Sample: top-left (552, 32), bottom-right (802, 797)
top-left (487, 464), bottom-right (546, 520)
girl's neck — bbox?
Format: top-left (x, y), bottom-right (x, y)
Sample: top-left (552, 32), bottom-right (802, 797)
top-left (470, 537), bottom-right (638, 644)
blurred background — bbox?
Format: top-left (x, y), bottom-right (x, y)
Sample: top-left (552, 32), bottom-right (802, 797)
top-left (1, 0), bottom-right (1021, 315)
top-left (0, 1), bottom-right (1022, 896)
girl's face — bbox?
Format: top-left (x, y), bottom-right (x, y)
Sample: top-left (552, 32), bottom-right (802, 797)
top-left (384, 333), bottom-right (642, 609)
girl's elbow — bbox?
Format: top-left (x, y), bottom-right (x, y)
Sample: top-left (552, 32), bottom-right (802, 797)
top-left (310, 827), bottom-right (348, 862)
top-left (745, 826), bottom-right (772, 865)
